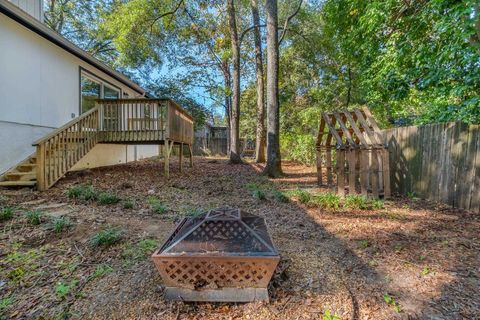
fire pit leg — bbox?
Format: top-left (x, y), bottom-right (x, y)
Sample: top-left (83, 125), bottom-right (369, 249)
top-left (164, 287), bottom-right (269, 303)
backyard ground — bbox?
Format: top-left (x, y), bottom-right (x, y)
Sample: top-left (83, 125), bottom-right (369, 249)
top-left (0, 157), bottom-right (479, 320)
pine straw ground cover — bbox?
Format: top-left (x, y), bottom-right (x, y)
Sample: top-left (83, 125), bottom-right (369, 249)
top-left (0, 157), bottom-right (478, 320)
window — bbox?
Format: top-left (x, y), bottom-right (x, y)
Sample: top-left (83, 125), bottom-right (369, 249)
top-left (80, 70), bottom-right (121, 114)
top-left (81, 76), bottom-right (101, 113)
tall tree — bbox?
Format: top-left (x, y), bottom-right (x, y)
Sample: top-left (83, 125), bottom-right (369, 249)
top-left (263, 0), bottom-right (282, 177)
top-left (226, 0), bottom-right (242, 163)
top-left (250, 0), bottom-right (266, 163)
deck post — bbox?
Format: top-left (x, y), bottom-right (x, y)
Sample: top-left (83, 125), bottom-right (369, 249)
top-left (188, 144), bottom-right (193, 168)
top-left (165, 140), bottom-right (171, 178)
top-left (179, 143), bottom-right (183, 172)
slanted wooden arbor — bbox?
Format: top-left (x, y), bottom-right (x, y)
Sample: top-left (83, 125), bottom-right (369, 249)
top-left (316, 107), bottom-right (391, 198)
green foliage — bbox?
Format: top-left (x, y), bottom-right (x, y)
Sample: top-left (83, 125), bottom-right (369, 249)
top-left (272, 190), bottom-right (289, 203)
top-left (97, 192), bottom-right (121, 205)
top-left (421, 267), bottom-right (432, 276)
top-left (55, 279), bottom-right (78, 300)
top-left (68, 184), bottom-right (97, 201)
top-left (384, 293), bottom-right (402, 313)
top-left (344, 195), bottom-right (369, 210)
top-left (122, 239), bottom-right (158, 264)
top-left (0, 207), bottom-right (14, 221)
top-left (311, 192), bottom-right (341, 210)
top-left (323, 310), bottom-right (342, 320)
top-left (359, 240), bottom-right (370, 249)
top-left (183, 207), bottom-right (204, 217)
top-left (287, 188), bottom-right (311, 204)
top-left (46, 216), bottom-right (72, 233)
top-left (252, 189), bottom-right (266, 200)
top-left (123, 199), bottom-right (135, 209)
top-left (90, 227), bottom-right (122, 247)
top-left (88, 264), bottom-right (113, 280)
top-left (25, 211), bottom-right (43, 225)
top-left (6, 245), bottom-right (44, 282)
top-left (371, 199), bottom-right (385, 210)
top-left (0, 294), bottom-right (14, 314)
top-left (148, 197), bottom-right (167, 214)
top-left (280, 132), bottom-right (317, 165)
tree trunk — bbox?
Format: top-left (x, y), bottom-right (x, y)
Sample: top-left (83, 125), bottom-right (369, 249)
top-left (251, 0), bottom-right (266, 163)
top-left (227, 0), bottom-right (242, 163)
top-left (263, 0), bottom-right (282, 177)
top-left (222, 61), bottom-right (232, 154)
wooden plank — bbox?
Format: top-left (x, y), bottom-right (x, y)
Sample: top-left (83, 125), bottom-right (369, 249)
top-left (371, 149), bottom-right (379, 198)
top-left (348, 149), bottom-right (356, 194)
top-left (354, 109), bottom-right (381, 146)
top-left (471, 126), bottom-right (480, 213)
top-left (326, 148), bottom-right (333, 186)
top-left (36, 143), bottom-right (46, 191)
top-left (333, 111), bottom-right (356, 147)
top-left (459, 125), bottom-right (478, 210)
top-left (316, 149), bottom-right (323, 186)
top-left (188, 144), bottom-right (194, 168)
top-left (337, 150), bottom-right (345, 196)
top-left (362, 107), bottom-right (383, 143)
top-left (360, 150), bottom-right (368, 196)
top-left (382, 148), bottom-right (391, 198)
top-left (322, 113), bottom-right (343, 147)
top-left (452, 122), bottom-right (470, 208)
top-left (343, 111), bottom-right (370, 146)
top-left (179, 143), bottom-right (183, 173)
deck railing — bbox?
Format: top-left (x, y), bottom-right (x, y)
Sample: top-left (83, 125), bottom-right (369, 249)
top-left (33, 107), bottom-right (100, 190)
top-left (33, 99), bottom-right (194, 190)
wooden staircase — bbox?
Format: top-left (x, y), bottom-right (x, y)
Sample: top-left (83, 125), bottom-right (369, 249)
top-left (0, 99), bottom-right (194, 191)
top-left (0, 155), bottom-right (37, 187)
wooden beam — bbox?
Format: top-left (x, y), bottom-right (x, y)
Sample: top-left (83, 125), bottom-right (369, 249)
top-left (333, 111), bottom-right (356, 147)
top-left (354, 109), bottom-right (382, 146)
top-left (343, 111), bottom-right (370, 147)
top-left (322, 113), bottom-right (343, 147)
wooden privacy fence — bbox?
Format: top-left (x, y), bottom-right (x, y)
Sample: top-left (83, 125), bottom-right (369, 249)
top-left (33, 99), bottom-right (194, 190)
top-left (382, 122), bottom-right (479, 213)
top-left (193, 137), bottom-right (228, 156)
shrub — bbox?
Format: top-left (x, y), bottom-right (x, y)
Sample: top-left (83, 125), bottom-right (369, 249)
top-left (55, 279), bottom-right (78, 300)
top-left (0, 207), bottom-right (14, 221)
top-left (97, 192), bottom-right (121, 205)
top-left (371, 199), bottom-right (385, 210)
top-left (122, 239), bottom-right (158, 263)
top-left (148, 197), bottom-right (167, 214)
top-left (252, 189), bottom-right (266, 200)
top-left (311, 192), bottom-right (341, 209)
top-left (88, 264), bottom-right (113, 280)
top-left (25, 210), bottom-right (43, 225)
top-left (287, 188), bottom-right (311, 204)
top-left (344, 195), bottom-right (369, 210)
top-left (272, 190), bottom-right (289, 203)
top-left (184, 207), bottom-right (204, 217)
top-left (123, 199), bottom-right (135, 209)
top-left (46, 216), bottom-right (72, 233)
top-left (67, 184), bottom-right (97, 201)
top-left (90, 227), bottom-right (122, 247)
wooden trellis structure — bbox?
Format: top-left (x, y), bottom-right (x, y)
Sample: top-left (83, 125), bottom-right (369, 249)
top-left (316, 107), bottom-right (391, 198)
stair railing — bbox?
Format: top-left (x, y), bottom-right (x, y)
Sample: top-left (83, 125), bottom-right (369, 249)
top-left (32, 107), bottom-right (100, 190)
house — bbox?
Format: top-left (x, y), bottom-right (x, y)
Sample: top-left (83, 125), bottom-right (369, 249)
top-left (0, 0), bottom-right (169, 186)
top-left (193, 123), bottom-right (228, 155)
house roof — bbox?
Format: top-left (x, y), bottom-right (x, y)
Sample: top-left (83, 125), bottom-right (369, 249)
top-left (0, 0), bottom-right (145, 95)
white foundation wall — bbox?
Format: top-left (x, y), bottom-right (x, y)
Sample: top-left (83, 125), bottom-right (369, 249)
top-left (0, 15), bottom-right (158, 174)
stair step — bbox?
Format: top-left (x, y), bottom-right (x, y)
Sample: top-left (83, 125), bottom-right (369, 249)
top-left (17, 164), bottom-right (36, 172)
top-left (0, 180), bottom-right (36, 187)
top-left (5, 172), bottom-right (36, 181)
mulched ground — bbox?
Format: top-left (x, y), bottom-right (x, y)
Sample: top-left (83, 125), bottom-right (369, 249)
top-left (0, 157), bottom-right (479, 320)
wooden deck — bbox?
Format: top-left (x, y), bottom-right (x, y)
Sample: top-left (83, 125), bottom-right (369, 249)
top-left (26, 99), bottom-right (194, 190)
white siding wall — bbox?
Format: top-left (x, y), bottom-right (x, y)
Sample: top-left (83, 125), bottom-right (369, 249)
top-left (0, 15), bottom-right (159, 174)
top-left (8, 0), bottom-right (42, 22)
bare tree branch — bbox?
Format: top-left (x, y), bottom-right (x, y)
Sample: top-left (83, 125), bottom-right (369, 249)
top-left (278, 0), bottom-right (303, 45)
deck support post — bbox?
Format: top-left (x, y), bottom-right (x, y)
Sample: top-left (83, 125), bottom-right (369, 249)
top-left (165, 140), bottom-right (174, 178)
top-left (179, 143), bottom-right (183, 172)
top-left (188, 144), bottom-right (193, 168)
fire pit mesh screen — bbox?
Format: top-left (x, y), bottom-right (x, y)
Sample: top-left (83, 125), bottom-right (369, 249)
top-left (152, 208), bottom-right (280, 301)
top-left (159, 208), bottom-right (277, 255)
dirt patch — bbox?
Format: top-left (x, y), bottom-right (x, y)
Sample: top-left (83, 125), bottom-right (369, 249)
top-left (0, 157), bottom-right (478, 319)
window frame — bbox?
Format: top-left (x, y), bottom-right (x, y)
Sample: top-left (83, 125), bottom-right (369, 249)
top-left (79, 67), bottom-right (122, 114)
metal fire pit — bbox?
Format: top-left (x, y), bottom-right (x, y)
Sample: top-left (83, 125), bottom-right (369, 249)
top-left (152, 208), bottom-right (280, 302)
